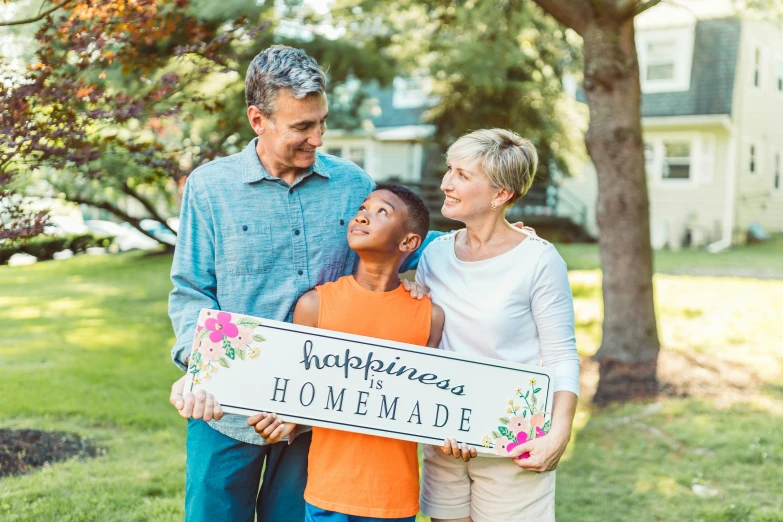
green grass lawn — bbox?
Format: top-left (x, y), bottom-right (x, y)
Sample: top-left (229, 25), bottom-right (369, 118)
top-left (1, 249), bottom-right (782, 521)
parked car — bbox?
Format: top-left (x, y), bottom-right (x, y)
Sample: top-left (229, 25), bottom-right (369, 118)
top-left (84, 220), bottom-right (160, 251)
top-left (139, 219), bottom-right (177, 246)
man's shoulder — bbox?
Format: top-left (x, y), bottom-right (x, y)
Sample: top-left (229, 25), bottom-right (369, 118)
top-left (187, 152), bottom-right (244, 188)
top-left (316, 153), bottom-right (374, 188)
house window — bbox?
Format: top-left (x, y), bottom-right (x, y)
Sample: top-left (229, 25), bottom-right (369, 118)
top-left (348, 146), bottom-right (365, 169)
top-left (644, 143), bottom-right (655, 173)
top-left (662, 141), bottom-right (691, 180)
top-left (775, 153), bottom-right (781, 190)
top-left (636, 26), bottom-right (694, 93)
top-left (326, 147), bottom-right (342, 158)
top-left (646, 40), bottom-right (676, 81)
top-left (753, 47), bottom-right (762, 88)
top-left (750, 145), bottom-right (757, 174)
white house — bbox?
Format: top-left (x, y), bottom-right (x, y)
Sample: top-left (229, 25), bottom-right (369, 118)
top-left (321, 77), bottom-right (436, 183)
top-left (563, 6), bottom-right (783, 249)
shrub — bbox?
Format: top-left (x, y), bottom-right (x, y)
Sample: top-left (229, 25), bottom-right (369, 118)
top-left (0, 233), bottom-right (115, 265)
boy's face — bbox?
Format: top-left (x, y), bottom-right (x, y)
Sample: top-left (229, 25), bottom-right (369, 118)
top-left (347, 190), bottom-right (418, 256)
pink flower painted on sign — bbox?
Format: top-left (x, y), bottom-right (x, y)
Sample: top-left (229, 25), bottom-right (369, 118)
top-left (509, 415), bottom-right (531, 437)
top-left (205, 311), bottom-right (239, 343)
top-left (198, 339), bottom-right (226, 362)
top-left (493, 438), bottom-right (512, 456)
top-left (230, 327), bottom-right (253, 349)
top-left (530, 414), bottom-right (545, 429)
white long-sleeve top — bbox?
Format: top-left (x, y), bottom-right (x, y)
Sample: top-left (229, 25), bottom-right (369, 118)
top-left (415, 231), bottom-right (580, 396)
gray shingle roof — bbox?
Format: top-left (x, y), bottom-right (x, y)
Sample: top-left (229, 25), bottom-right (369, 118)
top-left (642, 17), bottom-right (741, 117)
top-left (365, 84), bottom-right (431, 128)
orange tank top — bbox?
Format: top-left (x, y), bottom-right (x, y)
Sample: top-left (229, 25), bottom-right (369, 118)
top-left (304, 275), bottom-right (432, 518)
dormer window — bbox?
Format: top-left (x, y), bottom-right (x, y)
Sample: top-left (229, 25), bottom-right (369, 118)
top-left (637, 26), bottom-right (694, 93)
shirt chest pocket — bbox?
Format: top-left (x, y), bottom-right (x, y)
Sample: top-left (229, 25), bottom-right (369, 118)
top-left (316, 216), bottom-right (350, 268)
top-left (222, 223), bottom-right (272, 275)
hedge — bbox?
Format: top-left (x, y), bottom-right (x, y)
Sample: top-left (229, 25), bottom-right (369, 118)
top-left (0, 233), bottom-right (114, 265)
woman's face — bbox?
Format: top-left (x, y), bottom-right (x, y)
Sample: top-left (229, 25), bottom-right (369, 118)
top-left (440, 157), bottom-right (497, 222)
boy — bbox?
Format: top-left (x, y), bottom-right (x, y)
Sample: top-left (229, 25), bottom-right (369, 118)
top-left (250, 183), bottom-right (445, 521)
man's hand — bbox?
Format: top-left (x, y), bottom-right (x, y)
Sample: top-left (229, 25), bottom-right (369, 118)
top-left (247, 412), bottom-right (297, 443)
top-left (169, 375), bottom-right (224, 422)
top-left (401, 279), bottom-right (430, 300)
top-left (512, 221), bottom-right (536, 235)
top-left (440, 438), bottom-right (478, 462)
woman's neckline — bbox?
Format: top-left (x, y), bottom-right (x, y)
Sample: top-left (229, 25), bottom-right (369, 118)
top-left (450, 228), bottom-right (532, 266)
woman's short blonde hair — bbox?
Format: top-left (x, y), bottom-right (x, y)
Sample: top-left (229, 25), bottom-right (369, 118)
top-left (447, 129), bottom-right (538, 206)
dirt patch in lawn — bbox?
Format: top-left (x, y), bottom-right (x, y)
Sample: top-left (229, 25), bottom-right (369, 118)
top-left (580, 349), bottom-right (763, 407)
top-left (0, 429), bottom-right (100, 479)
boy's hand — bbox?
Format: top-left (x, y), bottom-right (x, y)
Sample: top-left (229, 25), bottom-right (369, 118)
top-left (401, 279), bottom-right (430, 300)
top-left (170, 376), bottom-right (224, 422)
top-left (441, 438), bottom-right (478, 462)
top-left (248, 412), bottom-right (297, 443)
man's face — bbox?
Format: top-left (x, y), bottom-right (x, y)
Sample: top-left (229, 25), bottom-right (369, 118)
top-left (252, 89), bottom-right (328, 171)
top-left (348, 190), bottom-right (414, 256)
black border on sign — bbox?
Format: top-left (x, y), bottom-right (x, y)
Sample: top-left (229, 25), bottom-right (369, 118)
top-left (191, 321), bottom-right (553, 448)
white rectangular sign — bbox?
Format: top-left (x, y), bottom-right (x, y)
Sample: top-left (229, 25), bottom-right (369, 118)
top-left (185, 309), bottom-right (555, 455)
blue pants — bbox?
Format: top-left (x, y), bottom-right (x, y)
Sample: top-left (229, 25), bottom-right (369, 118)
top-left (305, 502), bottom-right (416, 522)
top-left (186, 419), bottom-right (312, 522)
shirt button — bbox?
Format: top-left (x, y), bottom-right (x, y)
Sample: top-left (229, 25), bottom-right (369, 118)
top-left (242, 225), bottom-right (248, 232)
top-left (298, 270), bottom-right (303, 275)
top-left (295, 229), bottom-right (300, 235)
top-left (339, 220), bottom-right (344, 225)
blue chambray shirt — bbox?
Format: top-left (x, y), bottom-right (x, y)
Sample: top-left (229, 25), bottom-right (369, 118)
top-left (169, 138), bottom-right (435, 444)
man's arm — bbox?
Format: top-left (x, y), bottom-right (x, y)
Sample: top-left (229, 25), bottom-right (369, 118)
top-left (426, 303), bottom-right (445, 348)
top-left (247, 290), bottom-right (320, 442)
top-left (169, 174), bottom-right (219, 371)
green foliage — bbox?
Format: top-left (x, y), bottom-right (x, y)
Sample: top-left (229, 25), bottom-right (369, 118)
top-left (329, 0), bottom-right (584, 181)
top-left (0, 233), bottom-right (112, 265)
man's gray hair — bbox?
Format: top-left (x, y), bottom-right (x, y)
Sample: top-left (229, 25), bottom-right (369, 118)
top-left (245, 45), bottom-right (327, 118)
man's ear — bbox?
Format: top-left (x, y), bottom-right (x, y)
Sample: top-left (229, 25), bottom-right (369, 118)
top-left (399, 233), bottom-right (422, 254)
top-left (247, 106), bottom-right (267, 136)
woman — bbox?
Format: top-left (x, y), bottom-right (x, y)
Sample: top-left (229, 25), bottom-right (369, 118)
top-left (415, 129), bottom-right (580, 522)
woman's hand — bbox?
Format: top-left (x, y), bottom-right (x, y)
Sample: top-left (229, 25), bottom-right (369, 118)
top-left (169, 375), bottom-right (224, 422)
top-left (247, 412), bottom-right (297, 443)
top-left (507, 432), bottom-right (568, 472)
top-left (401, 279), bottom-right (431, 300)
top-left (440, 438), bottom-right (478, 462)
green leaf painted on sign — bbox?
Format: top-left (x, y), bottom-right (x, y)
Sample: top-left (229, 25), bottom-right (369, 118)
top-left (491, 430), bottom-right (501, 439)
top-left (226, 347), bottom-right (235, 360)
top-left (189, 367), bottom-right (199, 374)
top-left (237, 349), bottom-right (245, 360)
top-left (195, 328), bottom-right (209, 342)
top-left (218, 357), bottom-right (230, 368)
top-left (534, 387), bottom-right (541, 393)
top-left (252, 334), bottom-right (266, 342)
top-left (499, 416), bottom-right (510, 425)
top-left (239, 319), bottom-right (261, 328)
top-left (192, 351), bottom-right (202, 364)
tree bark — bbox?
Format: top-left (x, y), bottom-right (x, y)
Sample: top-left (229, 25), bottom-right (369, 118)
top-left (120, 183), bottom-right (178, 236)
top-left (580, 19), bottom-right (660, 403)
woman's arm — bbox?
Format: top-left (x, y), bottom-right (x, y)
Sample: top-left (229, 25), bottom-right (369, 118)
top-left (509, 246), bottom-right (580, 470)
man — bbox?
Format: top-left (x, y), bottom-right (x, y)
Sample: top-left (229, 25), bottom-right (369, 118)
top-left (167, 45), bottom-right (431, 522)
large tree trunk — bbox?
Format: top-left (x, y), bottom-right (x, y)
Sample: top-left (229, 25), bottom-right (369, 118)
top-left (581, 19), bottom-right (660, 404)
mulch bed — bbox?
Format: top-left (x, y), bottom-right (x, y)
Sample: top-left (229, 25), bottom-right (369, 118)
top-left (0, 429), bottom-right (100, 479)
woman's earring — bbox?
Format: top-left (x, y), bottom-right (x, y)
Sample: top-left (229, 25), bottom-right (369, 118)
top-left (491, 203), bottom-right (497, 210)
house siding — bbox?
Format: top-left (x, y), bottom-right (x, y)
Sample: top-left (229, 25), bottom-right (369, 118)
top-left (732, 19), bottom-right (783, 238)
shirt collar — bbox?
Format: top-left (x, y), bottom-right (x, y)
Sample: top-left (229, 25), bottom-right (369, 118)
top-left (241, 138), bottom-right (331, 184)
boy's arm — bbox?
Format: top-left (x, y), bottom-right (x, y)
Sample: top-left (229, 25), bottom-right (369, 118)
top-left (247, 290), bottom-right (320, 443)
top-left (426, 303), bottom-right (445, 348)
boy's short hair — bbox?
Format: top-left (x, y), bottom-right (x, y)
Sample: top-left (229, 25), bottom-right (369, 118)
top-left (375, 183), bottom-right (430, 248)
